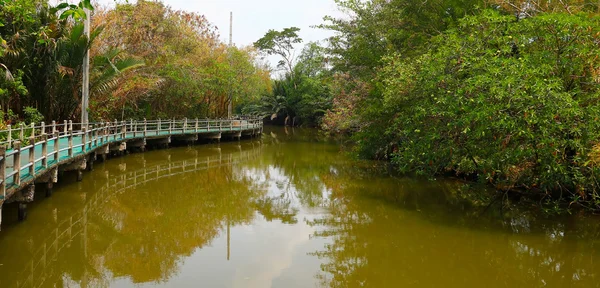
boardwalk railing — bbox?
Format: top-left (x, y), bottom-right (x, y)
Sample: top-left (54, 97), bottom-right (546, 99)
top-left (0, 118), bottom-right (263, 204)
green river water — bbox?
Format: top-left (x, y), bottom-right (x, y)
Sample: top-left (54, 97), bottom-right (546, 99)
top-left (0, 126), bottom-right (598, 288)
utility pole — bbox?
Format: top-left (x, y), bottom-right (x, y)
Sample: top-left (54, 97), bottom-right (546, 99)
top-left (227, 12), bottom-right (233, 118)
top-left (81, 7), bottom-right (91, 126)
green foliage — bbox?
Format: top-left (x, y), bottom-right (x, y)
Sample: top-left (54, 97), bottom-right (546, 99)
top-left (241, 42), bottom-right (332, 126)
top-left (22, 106), bottom-right (43, 124)
top-left (0, 0), bottom-right (105, 120)
top-left (90, 1), bottom-right (270, 120)
top-left (52, 0), bottom-right (94, 21)
top-left (318, 0), bottom-right (600, 209)
top-left (1, 0), bottom-right (269, 122)
top-left (253, 27), bottom-right (302, 74)
top-left (320, 0), bottom-right (484, 134)
top-left (319, 0), bottom-right (484, 76)
top-left (375, 10), bottom-right (600, 205)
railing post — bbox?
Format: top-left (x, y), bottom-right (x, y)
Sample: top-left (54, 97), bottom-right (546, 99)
top-left (13, 141), bottom-right (21, 186)
top-left (41, 134), bottom-right (48, 169)
top-left (134, 120), bottom-right (138, 138)
top-left (68, 127), bottom-right (73, 158)
top-left (93, 124), bottom-right (98, 148)
top-left (7, 124), bottom-right (11, 149)
top-left (113, 119), bottom-right (118, 140)
top-left (88, 124), bottom-right (93, 149)
top-left (29, 137), bottom-right (35, 176)
top-left (195, 118), bottom-right (198, 132)
top-left (82, 127), bottom-right (87, 153)
top-left (0, 147), bottom-right (5, 199)
top-left (169, 119), bottom-right (172, 134)
top-left (157, 119), bottom-right (161, 135)
top-left (230, 120), bottom-right (233, 131)
top-left (68, 120), bottom-right (73, 132)
top-left (52, 121), bottom-right (56, 135)
top-left (219, 120), bottom-right (222, 132)
top-left (144, 119), bottom-right (147, 137)
top-left (30, 123), bottom-right (35, 141)
top-left (208, 120), bottom-right (210, 131)
top-left (121, 121), bottom-right (126, 139)
top-left (103, 123), bottom-right (107, 144)
top-left (63, 120), bottom-right (68, 134)
top-left (53, 132), bottom-right (59, 163)
top-left (130, 119), bottom-right (134, 136)
top-left (184, 118), bottom-right (188, 132)
top-left (41, 121), bottom-right (45, 136)
top-left (19, 123), bottom-right (24, 142)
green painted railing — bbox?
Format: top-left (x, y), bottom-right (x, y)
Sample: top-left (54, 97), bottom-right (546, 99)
top-left (0, 118), bottom-right (263, 201)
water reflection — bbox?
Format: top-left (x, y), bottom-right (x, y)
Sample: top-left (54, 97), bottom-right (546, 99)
top-left (307, 162), bottom-right (600, 288)
top-left (0, 127), bottom-right (598, 288)
top-left (0, 141), bottom-right (289, 287)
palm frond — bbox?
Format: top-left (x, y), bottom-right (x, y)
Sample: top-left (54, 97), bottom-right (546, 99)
top-left (0, 64), bottom-right (14, 81)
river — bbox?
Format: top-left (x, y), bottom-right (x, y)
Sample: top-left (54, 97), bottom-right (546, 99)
top-left (0, 126), bottom-right (598, 287)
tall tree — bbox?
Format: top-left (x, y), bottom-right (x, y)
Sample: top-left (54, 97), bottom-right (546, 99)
top-left (253, 27), bottom-right (302, 86)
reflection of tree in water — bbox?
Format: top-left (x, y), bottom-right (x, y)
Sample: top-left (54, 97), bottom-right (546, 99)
top-left (89, 164), bottom-right (260, 283)
top-left (0, 146), bottom-right (292, 287)
top-left (253, 128), bottom-right (347, 210)
top-left (307, 164), bottom-right (600, 288)
top-left (254, 197), bottom-right (298, 224)
top-left (241, 128), bottom-right (349, 227)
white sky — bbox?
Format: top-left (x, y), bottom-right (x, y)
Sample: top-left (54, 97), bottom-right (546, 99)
top-left (93, 0), bottom-right (344, 71)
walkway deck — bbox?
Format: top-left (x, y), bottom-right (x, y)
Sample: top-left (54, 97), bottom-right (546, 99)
top-left (0, 118), bottom-right (263, 226)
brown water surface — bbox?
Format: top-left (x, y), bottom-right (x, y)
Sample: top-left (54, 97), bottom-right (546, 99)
top-left (0, 126), bottom-right (598, 288)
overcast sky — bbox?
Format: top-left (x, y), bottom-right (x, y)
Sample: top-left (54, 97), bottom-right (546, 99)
top-left (92, 0), bottom-right (344, 70)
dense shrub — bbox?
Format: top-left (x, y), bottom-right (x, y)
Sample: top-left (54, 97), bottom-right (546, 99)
top-left (376, 11), bottom-right (600, 205)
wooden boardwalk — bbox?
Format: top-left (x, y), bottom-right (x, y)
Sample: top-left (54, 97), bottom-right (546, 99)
top-left (0, 118), bottom-right (263, 226)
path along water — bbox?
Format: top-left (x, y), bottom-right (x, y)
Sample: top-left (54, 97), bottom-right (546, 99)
top-left (0, 126), bottom-right (598, 287)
